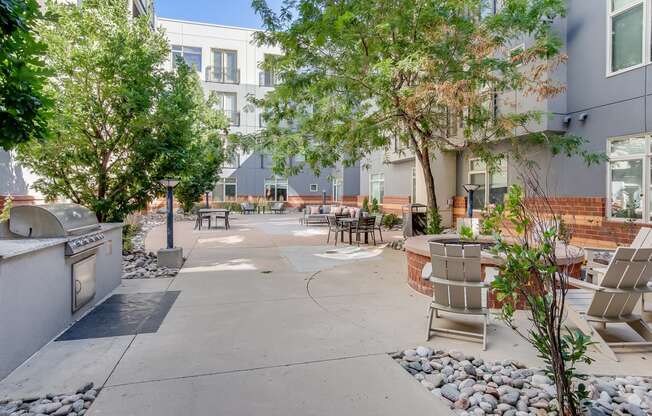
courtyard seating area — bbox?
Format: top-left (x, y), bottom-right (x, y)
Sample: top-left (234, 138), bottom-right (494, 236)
top-left (2, 211), bottom-right (651, 416)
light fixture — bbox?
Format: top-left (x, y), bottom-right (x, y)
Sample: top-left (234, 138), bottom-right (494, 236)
top-left (563, 116), bottom-right (572, 124)
top-left (462, 183), bottom-right (481, 218)
top-left (578, 113), bottom-right (588, 122)
top-left (159, 178), bottom-right (179, 188)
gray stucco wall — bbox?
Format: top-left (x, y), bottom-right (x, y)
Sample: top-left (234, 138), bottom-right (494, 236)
top-left (360, 151), bottom-right (414, 198)
top-left (0, 225), bottom-right (122, 380)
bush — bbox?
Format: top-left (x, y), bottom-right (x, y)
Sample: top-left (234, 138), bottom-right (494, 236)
top-left (122, 223), bottom-right (140, 253)
top-left (425, 207), bottom-right (443, 235)
top-left (371, 198), bottom-right (380, 213)
top-left (382, 213), bottom-right (400, 229)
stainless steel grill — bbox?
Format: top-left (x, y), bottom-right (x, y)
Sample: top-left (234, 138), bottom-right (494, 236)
top-left (9, 204), bottom-right (105, 256)
top-left (9, 203), bottom-right (105, 311)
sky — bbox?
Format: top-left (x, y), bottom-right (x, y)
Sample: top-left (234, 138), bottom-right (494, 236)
top-left (155, 0), bottom-right (284, 29)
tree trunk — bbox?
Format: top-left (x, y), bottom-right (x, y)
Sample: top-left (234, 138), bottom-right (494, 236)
top-left (419, 145), bottom-right (438, 210)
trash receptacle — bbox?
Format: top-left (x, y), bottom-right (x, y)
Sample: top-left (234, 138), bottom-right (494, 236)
top-left (402, 203), bottom-right (428, 237)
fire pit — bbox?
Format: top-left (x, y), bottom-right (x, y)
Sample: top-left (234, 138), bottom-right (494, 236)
top-left (404, 233), bottom-right (584, 309)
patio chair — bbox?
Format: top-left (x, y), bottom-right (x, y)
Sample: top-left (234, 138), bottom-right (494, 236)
top-left (271, 202), bottom-right (286, 214)
top-left (372, 214), bottom-right (384, 243)
top-left (586, 227), bottom-right (652, 311)
top-left (427, 242), bottom-right (491, 350)
top-left (326, 215), bottom-right (347, 246)
top-left (213, 210), bottom-right (230, 230)
top-left (354, 217), bottom-right (376, 246)
top-left (585, 228), bottom-right (652, 281)
top-left (240, 202), bottom-right (256, 215)
top-left (564, 247), bottom-right (652, 361)
top-left (195, 211), bottom-right (212, 230)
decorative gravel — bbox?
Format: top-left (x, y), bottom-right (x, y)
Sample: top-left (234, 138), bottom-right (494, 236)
top-left (121, 213), bottom-right (189, 279)
top-left (0, 382), bottom-right (98, 416)
top-left (392, 347), bottom-right (652, 416)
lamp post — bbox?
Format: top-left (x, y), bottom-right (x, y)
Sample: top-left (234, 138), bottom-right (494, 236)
top-left (159, 178), bottom-right (179, 249)
top-left (205, 191), bottom-right (211, 209)
top-left (462, 184), bottom-right (480, 219)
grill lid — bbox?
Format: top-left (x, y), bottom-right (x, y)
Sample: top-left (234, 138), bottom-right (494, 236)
top-left (9, 203), bottom-right (100, 238)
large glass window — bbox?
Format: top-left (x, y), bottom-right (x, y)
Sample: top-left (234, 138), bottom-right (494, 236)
top-left (468, 158), bottom-right (508, 210)
top-left (370, 173), bottom-right (385, 204)
top-left (212, 92), bottom-right (238, 126)
top-left (260, 54), bottom-right (280, 86)
top-left (215, 177), bottom-right (237, 202)
top-left (608, 136), bottom-right (648, 220)
top-left (210, 49), bottom-right (238, 83)
top-left (608, 0), bottom-right (644, 73)
top-left (264, 177), bottom-right (288, 201)
top-left (332, 177), bottom-right (343, 202)
top-left (172, 45), bottom-right (202, 71)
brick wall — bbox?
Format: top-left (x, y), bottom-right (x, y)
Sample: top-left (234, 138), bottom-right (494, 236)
top-left (450, 195), bottom-right (643, 248)
top-left (382, 195), bottom-right (410, 216)
top-left (0, 195), bottom-right (37, 212)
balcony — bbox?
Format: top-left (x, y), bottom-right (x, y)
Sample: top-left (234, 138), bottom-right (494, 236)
top-left (206, 66), bottom-right (240, 84)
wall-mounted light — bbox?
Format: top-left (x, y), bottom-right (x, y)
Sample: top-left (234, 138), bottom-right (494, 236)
top-left (578, 113), bottom-right (588, 122)
top-left (563, 116), bottom-right (572, 124)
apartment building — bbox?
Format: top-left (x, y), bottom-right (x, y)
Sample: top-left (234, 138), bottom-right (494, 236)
top-left (362, 0), bottom-right (652, 245)
top-left (158, 18), bottom-right (360, 207)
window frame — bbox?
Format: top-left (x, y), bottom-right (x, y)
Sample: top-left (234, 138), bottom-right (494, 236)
top-left (264, 176), bottom-right (289, 201)
top-left (606, 0), bottom-right (649, 77)
top-left (606, 135), bottom-right (650, 222)
top-left (172, 45), bottom-right (202, 71)
top-left (212, 91), bottom-right (238, 126)
top-left (215, 177), bottom-right (237, 202)
top-left (210, 48), bottom-right (239, 84)
top-left (467, 157), bottom-right (508, 210)
top-left (309, 184), bottom-right (319, 192)
top-left (369, 173), bottom-right (385, 204)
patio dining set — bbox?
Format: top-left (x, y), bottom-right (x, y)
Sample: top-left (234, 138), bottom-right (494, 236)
top-left (326, 214), bottom-right (384, 246)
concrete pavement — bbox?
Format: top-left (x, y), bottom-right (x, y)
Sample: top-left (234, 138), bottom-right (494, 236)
top-left (2, 213), bottom-right (649, 415)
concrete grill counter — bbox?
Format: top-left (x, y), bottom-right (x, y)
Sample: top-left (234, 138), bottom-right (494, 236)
top-left (0, 220), bottom-right (123, 380)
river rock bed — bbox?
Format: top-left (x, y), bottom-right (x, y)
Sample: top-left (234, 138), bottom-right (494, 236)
top-left (0, 382), bottom-right (98, 416)
top-left (121, 213), bottom-right (185, 279)
top-left (392, 347), bottom-right (652, 416)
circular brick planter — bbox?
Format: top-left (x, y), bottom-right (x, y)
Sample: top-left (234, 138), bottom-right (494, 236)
top-left (404, 234), bottom-right (583, 310)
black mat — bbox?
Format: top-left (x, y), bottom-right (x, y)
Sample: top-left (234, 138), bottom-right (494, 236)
top-left (57, 291), bottom-right (180, 341)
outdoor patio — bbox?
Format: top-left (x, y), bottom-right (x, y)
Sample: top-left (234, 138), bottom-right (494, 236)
top-left (0, 212), bottom-right (650, 416)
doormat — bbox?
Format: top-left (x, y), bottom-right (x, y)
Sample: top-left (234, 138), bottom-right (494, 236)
top-left (56, 291), bottom-right (180, 341)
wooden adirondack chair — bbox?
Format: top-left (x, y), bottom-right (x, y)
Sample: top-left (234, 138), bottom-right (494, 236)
top-left (427, 242), bottom-right (491, 350)
top-left (564, 247), bottom-right (652, 361)
top-left (586, 227), bottom-right (652, 312)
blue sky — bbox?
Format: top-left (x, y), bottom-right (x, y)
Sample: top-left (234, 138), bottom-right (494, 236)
top-left (155, 0), bottom-right (284, 29)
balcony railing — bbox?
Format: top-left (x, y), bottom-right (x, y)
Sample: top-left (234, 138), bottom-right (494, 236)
top-left (223, 110), bottom-right (240, 127)
top-left (206, 66), bottom-right (241, 84)
top-left (259, 71), bottom-right (281, 87)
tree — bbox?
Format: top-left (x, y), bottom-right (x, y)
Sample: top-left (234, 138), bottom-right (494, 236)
top-left (0, 0), bottom-right (50, 150)
top-left (484, 175), bottom-right (594, 416)
top-left (243, 0), bottom-right (596, 211)
top-left (175, 94), bottom-right (229, 213)
top-left (17, 0), bottom-right (223, 222)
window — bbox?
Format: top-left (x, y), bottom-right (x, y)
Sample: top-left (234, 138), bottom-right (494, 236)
top-left (172, 45), bottom-right (202, 71)
top-left (210, 49), bottom-right (239, 84)
top-left (332, 177), bottom-right (343, 201)
top-left (215, 177), bottom-right (237, 202)
top-left (468, 158), bottom-right (508, 210)
top-left (261, 153), bottom-right (273, 169)
top-left (264, 177), bottom-right (288, 201)
top-left (260, 54), bottom-right (280, 86)
top-left (607, 136), bottom-right (649, 221)
top-left (212, 92), bottom-right (238, 126)
top-left (310, 184), bottom-right (319, 192)
top-left (608, 0), bottom-right (645, 74)
top-left (480, 0), bottom-right (496, 19)
top-left (370, 174), bottom-right (385, 204)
